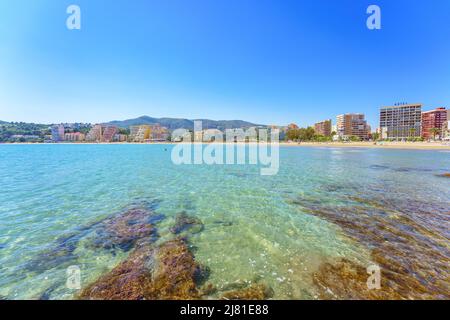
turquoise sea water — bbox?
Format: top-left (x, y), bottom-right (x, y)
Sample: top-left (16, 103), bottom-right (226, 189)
top-left (0, 144), bottom-right (449, 299)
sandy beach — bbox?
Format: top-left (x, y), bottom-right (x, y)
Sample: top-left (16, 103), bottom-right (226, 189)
top-left (279, 141), bottom-right (450, 150)
top-left (2, 141), bottom-right (450, 150)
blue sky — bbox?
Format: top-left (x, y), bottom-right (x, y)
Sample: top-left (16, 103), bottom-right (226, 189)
top-left (1, 0), bottom-right (449, 128)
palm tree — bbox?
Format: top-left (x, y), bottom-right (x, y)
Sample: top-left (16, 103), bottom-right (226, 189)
top-left (391, 130), bottom-right (398, 141)
top-left (372, 132), bottom-right (380, 141)
top-left (430, 128), bottom-right (440, 141)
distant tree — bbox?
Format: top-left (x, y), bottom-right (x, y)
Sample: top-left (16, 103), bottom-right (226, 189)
top-left (297, 127), bottom-right (315, 141)
top-left (0, 122), bottom-right (50, 142)
top-left (372, 132), bottom-right (380, 141)
top-left (286, 129), bottom-right (300, 141)
top-left (349, 135), bottom-right (361, 142)
top-left (117, 127), bottom-right (130, 135)
top-left (313, 135), bottom-right (331, 142)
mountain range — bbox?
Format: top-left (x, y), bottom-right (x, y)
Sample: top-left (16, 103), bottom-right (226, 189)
top-left (105, 116), bottom-right (264, 131)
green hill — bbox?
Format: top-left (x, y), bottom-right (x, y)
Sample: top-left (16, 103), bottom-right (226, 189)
top-left (106, 116), bottom-right (264, 131)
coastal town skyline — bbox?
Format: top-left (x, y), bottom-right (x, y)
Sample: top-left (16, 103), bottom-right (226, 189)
top-left (2, 103), bottom-right (449, 143)
top-left (0, 101), bottom-right (448, 129)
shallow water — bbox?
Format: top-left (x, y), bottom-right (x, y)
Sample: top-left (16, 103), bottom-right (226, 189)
top-left (0, 144), bottom-right (449, 299)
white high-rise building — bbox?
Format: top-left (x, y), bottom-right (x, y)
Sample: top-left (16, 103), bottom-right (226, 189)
top-left (379, 104), bottom-right (422, 140)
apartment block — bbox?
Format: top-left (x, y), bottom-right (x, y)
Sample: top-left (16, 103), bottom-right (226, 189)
top-left (64, 132), bottom-right (85, 141)
top-left (130, 124), bottom-right (169, 142)
top-left (113, 134), bottom-right (128, 142)
top-left (150, 124), bottom-right (170, 141)
top-left (86, 124), bottom-right (103, 142)
top-left (442, 119), bottom-right (450, 141)
top-left (314, 119), bottom-right (332, 136)
top-left (51, 124), bottom-right (65, 142)
top-left (130, 125), bottom-right (151, 142)
top-left (102, 126), bottom-right (118, 142)
top-left (422, 107), bottom-right (447, 140)
top-left (379, 104), bottom-right (422, 140)
top-left (336, 114), bottom-right (369, 140)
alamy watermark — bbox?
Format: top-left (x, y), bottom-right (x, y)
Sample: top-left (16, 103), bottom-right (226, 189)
top-left (66, 4), bottom-right (381, 31)
top-left (66, 5), bottom-right (81, 30)
top-left (66, 265), bottom-right (81, 290)
top-left (367, 5), bottom-right (381, 30)
top-left (367, 264), bottom-right (381, 290)
top-left (171, 121), bottom-right (280, 176)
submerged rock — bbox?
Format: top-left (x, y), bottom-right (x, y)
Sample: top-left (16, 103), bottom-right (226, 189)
top-left (24, 230), bottom-right (86, 273)
top-left (295, 194), bottom-right (450, 299)
top-left (170, 212), bottom-right (204, 235)
top-left (26, 202), bottom-right (164, 273)
top-left (38, 283), bottom-right (60, 300)
top-left (90, 208), bottom-right (162, 251)
top-left (199, 283), bottom-right (217, 296)
top-left (312, 259), bottom-right (402, 300)
top-left (79, 242), bottom-right (155, 300)
top-left (145, 239), bottom-right (202, 299)
top-left (221, 284), bottom-right (273, 300)
top-left (78, 239), bottom-right (203, 300)
top-left (437, 173), bottom-right (450, 178)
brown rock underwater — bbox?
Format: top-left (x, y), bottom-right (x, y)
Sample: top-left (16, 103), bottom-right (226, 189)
top-left (78, 239), bottom-right (202, 300)
top-left (293, 191), bottom-right (450, 300)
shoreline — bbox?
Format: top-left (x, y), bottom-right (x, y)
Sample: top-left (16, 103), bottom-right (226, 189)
top-left (281, 141), bottom-right (450, 150)
top-left (1, 141), bottom-right (450, 150)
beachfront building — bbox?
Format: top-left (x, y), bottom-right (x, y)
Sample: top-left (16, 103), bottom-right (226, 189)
top-left (194, 130), bottom-right (203, 142)
top-left (422, 107), bottom-right (447, 140)
top-left (314, 119), bottom-right (332, 137)
top-left (130, 124), bottom-right (169, 142)
top-left (379, 104), bottom-right (422, 140)
top-left (336, 113), bottom-right (369, 140)
top-left (130, 125), bottom-right (151, 142)
top-left (64, 132), bottom-right (85, 142)
top-left (332, 124), bottom-right (337, 133)
top-left (269, 125), bottom-right (286, 141)
top-left (195, 129), bottom-right (223, 142)
top-left (86, 124), bottom-right (103, 142)
top-left (51, 124), bottom-right (65, 142)
top-left (442, 120), bottom-right (450, 141)
top-left (150, 124), bottom-right (169, 141)
top-left (113, 134), bottom-right (128, 142)
top-left (102, 126), bottom-right (118, 142)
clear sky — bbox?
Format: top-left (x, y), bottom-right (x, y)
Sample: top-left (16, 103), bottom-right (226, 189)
top-left (1, 0), bottom-right (449, 128)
